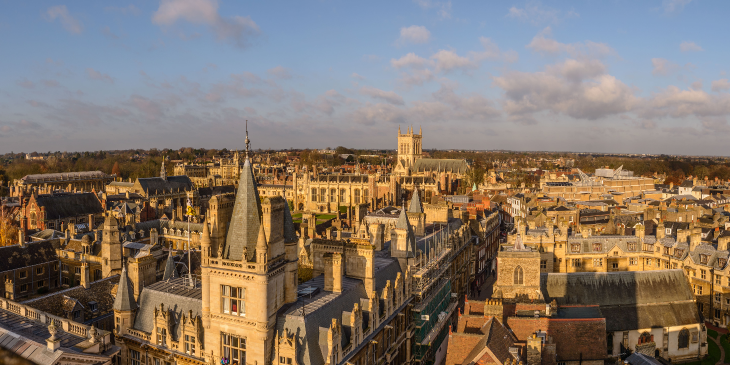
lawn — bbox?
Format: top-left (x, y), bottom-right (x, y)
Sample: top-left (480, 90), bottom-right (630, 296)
top-left (682, 338), bottom-right (721, 365)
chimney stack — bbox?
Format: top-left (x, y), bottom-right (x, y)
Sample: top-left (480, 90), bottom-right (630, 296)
top-left (324, 253), bottom-right (342, 293)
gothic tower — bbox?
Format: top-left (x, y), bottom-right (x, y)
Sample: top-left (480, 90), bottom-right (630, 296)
top-left (201, 127), bottom-right (299, 365)
top-left (397, 125), bottom-right (423, 172)
top-left (101, 214), bottom-right (122, 277)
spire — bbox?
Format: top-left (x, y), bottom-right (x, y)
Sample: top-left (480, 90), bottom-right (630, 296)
top-left (160, 157), bottom-right (167, 181)
top-left (398, 125), bottom-right (401, 134)
top-left (223, 127), bottom-right (263, 261)
top-left (419, 125), bottom-right (422, 135)
top-left (408, 189), bottom-right (423, 214)
top-left (256, 223), bottom-right (267, 264)
top-left (162, 252), bottom-right (179, 280)
top-left (201, 219), bottom-right (211, 248)
top-left (244, 120), bottom-right (250, 160)
top-left (113, 265), bottom-right (137, 311)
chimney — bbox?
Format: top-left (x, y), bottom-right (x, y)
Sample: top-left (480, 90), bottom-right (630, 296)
top-left (81, 262), bottom-right (90, 289)
top-left (18, 230), bottom-right (25, 247)
top-left (690, 232), bottom-right (701, 251)
top-left (324, 253), bottom-right (342, 293)
top-left (88, 214), bottom-right (94, 231)
top-left (526, 334), bottom-right (542, 365)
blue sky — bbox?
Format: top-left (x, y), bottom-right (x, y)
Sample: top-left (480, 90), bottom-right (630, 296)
top-left (1, 0), bottom-right (729, 155)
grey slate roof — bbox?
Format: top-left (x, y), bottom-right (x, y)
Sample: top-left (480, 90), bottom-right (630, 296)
top-left (408, 189), bottom-right (424, 214)
top-left (21, 171), bottom-right (112, 183)
top-left (223, 159), bottom-right (262, 261)
top-left (34, 192), bottom-right (103, 219)
top-left (113, 266), bottom-right (137, 312)
top-left (137, 175), bottom-right (193, 195)
top-left (162, 253), bottom-right (180, 280)
top-left (0, 240), bottom-right (60, 272)
top-left (132, 278), bottom-right (202, 339)
top-left (412, 158), bottom-right (469, 174)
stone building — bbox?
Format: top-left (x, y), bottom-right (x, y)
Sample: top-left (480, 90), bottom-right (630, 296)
top-left (19, 191), bottom-right (104, 233)
top-left (0, 239), bottom-right (61, 300)
top-left (11, 171), bottom-right (114, 197)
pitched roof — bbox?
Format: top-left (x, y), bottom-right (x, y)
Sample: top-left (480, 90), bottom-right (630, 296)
top-left (162, 253), bottom-right (179, 280)
top-left (412, 158), bottom-right (469, 174)
top-left (223, 159), bottom-right (262, 261)
top-left (113, 266), bottom-right (137, 312)
top-left (136, 175), bottom-right (193, 195)
top-left (33, 192), bottom-right (103, 219)
top-left (132, 278), bottom-right (202, 339)
top-left (408, 189), bottom-right (423, 214)
top-left (0, 240), bottom-right (60, 272)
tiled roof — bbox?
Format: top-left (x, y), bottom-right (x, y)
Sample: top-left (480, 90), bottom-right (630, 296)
top-left (34, 192), bottom-right (103, 219)
top-left (0, 240), bottom-right (60, 272)
top-left (223, 159), bottom-right (262, 261)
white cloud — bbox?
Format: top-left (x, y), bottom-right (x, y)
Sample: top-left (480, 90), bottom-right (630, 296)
top-left (651, 58), bottom-right (679, 76)
top-left (391, 53), bottom-right (432, 69)
top-left (359, 86), bottom-right (405, 105)
top-left (267, 66), bottom-right (292, 79)
top-left (507, 3), bottom-right (579, 26)
top-left (494, 58), bottom-right (636, 123)
top-left (430, 50), bottom-right (475, 72)
top-left (662, 0), bottom-right (692, 13)
top-left (398, 25), bottom-right (431, 45)
top-left (412, 0), bottom-right (452, 19)
top-left (712, 79), bottom-right (730, 92)
top-left (527, 27), bottom-right (613, 58)
top-left (45, 5), bottom-right (83, 34)
top-left (643, 86), bottom-right (730, 118)
top-left (152, 0), bottom-right (259, 47)
top-left (680, 41), bottom-right (703, 52)
top-left (86, 68), bottom-right (114, 83)
top-left (351, 73), bottom-right (365, 80)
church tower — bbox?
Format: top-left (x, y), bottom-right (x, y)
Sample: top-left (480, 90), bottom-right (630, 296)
top-left (201, 125), bottom-right (299, 365)
top-left (101, 214), bottom-right (122, 277)
top-left (397, 125), bottom-right (423, 172)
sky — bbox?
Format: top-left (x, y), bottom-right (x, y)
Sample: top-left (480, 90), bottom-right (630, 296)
top-left (1, 0), bottom-right (730, 156)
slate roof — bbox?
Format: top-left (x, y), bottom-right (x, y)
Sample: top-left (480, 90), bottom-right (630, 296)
top-left (23, 276), bottom-right (120, 322)
top-left (408, 189), bottom-right (424, 214)
top-left (132, 278), bottom-right (203, 339)
top-left (20, 171), bottom-right (112, 183)
top-left (0, 240), bottom-right (60, 273)
top-left (162, 253), bottom-right (180, 280)
top-left (33, 192), bottom-right (103, 219)
top-left (136, 175), bottom-right (193, 195)
top-left (412, 158), bottom-right (469, 174)
top-left (541, 270), bottom-right (701, 332)
top-left (113, 266), bottom-right (137, 312)
top-left (223, 159), bottom-right (262, 261)
top-left (276, 258), bottom-right (402, 365)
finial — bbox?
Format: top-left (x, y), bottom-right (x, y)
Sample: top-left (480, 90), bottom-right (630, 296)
top-left (245, 120), bottom-right (251, 159)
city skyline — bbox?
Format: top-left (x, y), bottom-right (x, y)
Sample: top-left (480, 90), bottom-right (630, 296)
top-left (2, 0), bottom-right (729, 155)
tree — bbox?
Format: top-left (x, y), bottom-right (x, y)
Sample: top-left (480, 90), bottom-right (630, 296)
top-left (0, 210), bottom-right (18, 247)
top-left (112, 161), bottom-right (121, 177)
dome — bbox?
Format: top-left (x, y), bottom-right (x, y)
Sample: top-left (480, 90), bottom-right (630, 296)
top-left (81, 235), bottom-right (92, 244)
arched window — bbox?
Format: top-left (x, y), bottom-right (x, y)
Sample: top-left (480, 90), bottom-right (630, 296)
top-left (364, 189), bottom-right (369, 202)
top-left (320, 188), bottom-right (326, 203)
top-left (678, 328), bottom-right (690, 349)
top-left (330, 189), bottom-right (336, 203)
top-left (29, 212), bottom-right (37, 229)
top-left (354, 189), bottom-right (360, 204)
top-left (340, 189), bottom-right (347, 203)
top-left (514, 266), bottom-right (524, 285)
top-left (311, 188), bottom-right (317, 202)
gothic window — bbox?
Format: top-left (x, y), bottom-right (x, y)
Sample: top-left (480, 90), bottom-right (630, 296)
top-left (221, 285), bottom-right (246, 316)
top-left (513, 266), bottom-right (524, 285)
top-left (354, 189), bottom-right (361, 204)
top-left (311, 188), bottom-right (317, 202)
top-left (320, 188), bottom-right (327, 203)
top-left (130, 349), bottom-right (141, 365)
top-left (340, 189), bottom-right (347, 203)
top-left (29, 212), bottom-right (36, 228)
top-left (157, 327), bottom-right (167, 346)
top-left (678, 328), bottom-right (690, 349)
top-left (607, 332), bottom-right (614, 355)
top-left (571, 244), bottom-right (580, 253)
top-left (364, 189), bottom-right (369, 202)
top-left (185, 334), bottom-right (196, 356)
top-left (330, 189), bottom-right (336, 203)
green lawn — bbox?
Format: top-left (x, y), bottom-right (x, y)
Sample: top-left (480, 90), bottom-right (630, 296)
top-left (317, 214), bottom-right (337, 220)
top-left (682, 338), bottom-right (722, 365)
top-left (708, 329), bottom-right (719, 339)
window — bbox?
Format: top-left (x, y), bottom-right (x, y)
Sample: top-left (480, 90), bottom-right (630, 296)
top-left (330, 189), bottom-right (336, 203)
top-left (513, 266), bottom-right (524, 285)
top-left (540, 260), bottom-right (547, 269)
top-left (185, 334), bottom-right (196, 355)
top-left (666, 228), bottom-right (671, 235)
top-left (572, 259), bottom-right (582, 267)
top-left (593, 258), bottom-right (603, 267)
top-left (75, 267), bottom-right (81, 275)
top-left (73, 310), bottom-right (81, 319)
top-left (311, 188), bottom-right (317, 202)
top-left (701, 270), bottom-right (707, 280)
top-left (130, 349), bottom-right (141, 365)
top-left (19, 271), bottom-right (27, 279)
top-left (611, 262), bottom-right (619, 270)
top-left (20, 284), bottom-right (28, 292)
top-left (716, 293), bottom-right (722, 303)
top-left (675, 249), bottom-right (684, 257)
top-left (29, 212), bottom-right (36, 229)
top-left (701, 255), bottom-right (708, 264)
top-left (630, 258), bottom-right (637, 266)
top-left (53, 263), bottom-right (58, 271)
top-left (717, 276), bottom-right (722, 285)
top-left (221, 285), bottom-right (246, 316)
top-left (279, 356), bottom-right (293, 364)
top-left (571, 244), bottom-right (580, 253)
top-left (157, 327), bottom-right (167, 345)
top-left (36, 280), bottom-right (45, 288)
top-left (720, 259), bottom-right (728, 268)
top-left (61, 263), bottom-right (68, 272)
top-left (62, 277), bottom-right (69, 285)
top-left (664, 247), bottom-right (670, 255)
top-left (628, 243), bottom-right (637, 251)
top-left (221, 333), bottom-right (246, 365)
top-left (340, 189), bottom-right (347, 203)
top-left (677, 328), bottom-right (690, 349)
top-left (320, 188), bottom-right (326, 203)
top-left (89, 301), bottom-right (98, 312)
top-left (593, 243), bottom-right (601, 252)
top-left (697, 285), bottom-right (703, 295)
top-left (354, 189), bottom-right (361, 204)
top-left (36, 267), bottom-right (43, 275)
top-left (646, 258), bottom-right (652, 266)
top-left (656, 259), bottom-right (661, 268)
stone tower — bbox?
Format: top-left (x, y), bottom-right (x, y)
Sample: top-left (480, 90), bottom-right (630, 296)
top-left (200, 128), bottom-right (299, 365)
top-left (101, 214), bottom-right (122, 277)
top-left (397, 125), bottom-right (422, 171)
top-left (113, 264), bottom-right (137, 335)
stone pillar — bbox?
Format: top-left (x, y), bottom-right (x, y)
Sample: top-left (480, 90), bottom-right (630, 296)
top-left (324, 253), bottom-right (342, 293)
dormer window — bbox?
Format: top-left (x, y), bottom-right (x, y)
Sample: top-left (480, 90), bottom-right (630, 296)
top-left (719, 259), bottom-right (727, 268)
top-left (666, 228), bottom-right (672, 235)
top-left (675, 249), bottom-right (684, 257)
top-left (593, 243), bottom-right (601, 252)
top-left (157, 327), bottom-right (167, 346)
top-left (628, 243), bottom-right (637, 251)
top-left (701, 255), bottom-right (709, 264)
top-left (571, 244), bottom-right (580, 253)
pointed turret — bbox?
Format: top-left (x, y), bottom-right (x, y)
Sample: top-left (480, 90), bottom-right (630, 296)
top-left (394, 205), bottom-right (416, 257)
top-left (160, 158), bottom-right (167, 181)
top-left (408, 189), bottom-right (424, 214)
top-left (223, 158), bottom-right (263, 260)
top-left (201, 218), bottom-right (211, 258)
top-left (162, 253), bottom-right (179, 280)
top-left (113, 265), bottom-right (137, 312)
top-left (256, 223), bottom-right (267, 264)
